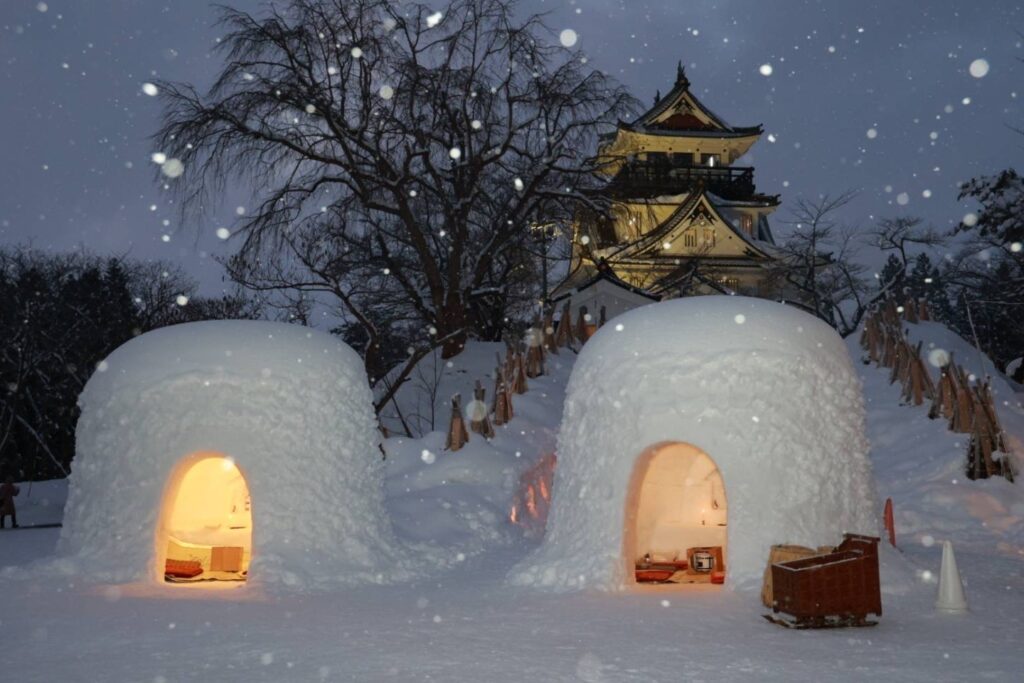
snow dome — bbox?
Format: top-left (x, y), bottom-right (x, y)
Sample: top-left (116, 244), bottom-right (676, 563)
top-left (512, 297), bottom-right (878, 591)
top-left (59, 320), bottom-right (407, 589)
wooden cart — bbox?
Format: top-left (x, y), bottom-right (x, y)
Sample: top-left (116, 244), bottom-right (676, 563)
top-left (765, 534), bottom-right (881, 628)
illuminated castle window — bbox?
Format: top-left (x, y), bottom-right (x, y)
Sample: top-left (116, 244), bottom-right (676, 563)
top-left (740, 214), bottom-right (754, 235)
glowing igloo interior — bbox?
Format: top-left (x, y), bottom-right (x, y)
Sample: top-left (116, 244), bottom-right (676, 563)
top-left (625, 443), bottom-right (728, 585)
top-left (157, 452), bottom-right (252, 583)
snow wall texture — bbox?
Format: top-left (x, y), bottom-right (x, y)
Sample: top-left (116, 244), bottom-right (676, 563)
top-left (59, 320), bottom-right (410, 590)
top-left (512, 297), bottom-right (879, 591)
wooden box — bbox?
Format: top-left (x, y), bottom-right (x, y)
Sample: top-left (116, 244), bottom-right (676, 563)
top-left (770, 534), bottom-right (881, 626)
top-left (210, 546), bottom-right (244, 572)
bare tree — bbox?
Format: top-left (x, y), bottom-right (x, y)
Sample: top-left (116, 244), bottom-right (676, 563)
top-left (871, 216), bottom-right (945, 270)
top-left (153, 0), bottom-right (636, 397)
top-left (769, 192), bottom-right (898, 336)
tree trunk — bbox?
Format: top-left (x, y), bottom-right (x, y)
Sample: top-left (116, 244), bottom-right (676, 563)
top-left (468, 292), bottom-right (507, 342)
top-left (439, 298), bottom-right (469, 359)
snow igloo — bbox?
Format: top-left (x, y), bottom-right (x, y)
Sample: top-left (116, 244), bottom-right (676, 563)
top-left (59, 320), bottom-right (406, 589)
top-left (512, 297), bottom-right (878, 591)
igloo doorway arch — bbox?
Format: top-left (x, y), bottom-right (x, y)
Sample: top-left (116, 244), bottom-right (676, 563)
top-left (155, 451), bottom-right (253, 584)
top-left (624, 442), bottom-right (728, 586)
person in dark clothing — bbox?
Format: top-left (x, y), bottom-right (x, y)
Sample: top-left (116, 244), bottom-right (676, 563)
top-left (0, 476), bottom-right (20, 529)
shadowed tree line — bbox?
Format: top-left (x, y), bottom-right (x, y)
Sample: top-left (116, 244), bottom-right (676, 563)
top-left (0, 248), bottom-right (262, 481)
top-left (767, 177), bottom-right (1023, 379)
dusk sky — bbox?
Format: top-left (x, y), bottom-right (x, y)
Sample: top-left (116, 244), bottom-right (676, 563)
top-left (2, 0), bottom-right (1022, 292)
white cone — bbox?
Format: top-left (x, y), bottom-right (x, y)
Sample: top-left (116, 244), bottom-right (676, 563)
top-left (935, 540), bottom-right (968, 613)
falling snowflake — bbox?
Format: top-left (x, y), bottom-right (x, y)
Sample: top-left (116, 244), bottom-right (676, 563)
top-left (216, 227), bottom-right (230, 240)
top-left (758, 63), bottom-right (773, 77)
top-left (514, 177), bottom-right (525, 191)
top-left (449, 147), bottom-right (462, 160)
top-left (160, 158), bottom-right (184, 178)
top-left (175, 295), bottom-right (189, 306)
top-left (151, 152), bottom-right (167, 164)
top-left (969, 58), bottom-right (989, 78)
top-left (141, 83), bottom-right (158, 96)
top-left (379, 85), bottom-right (394, 100)
top-left (426, 11), bottom-right (444, 28)
top-left (351, 46), bottom-right (363, 59)
top-left (866, 128), bottom-right (878, 139)
top-left (560, 29), bottom-right (578, 48)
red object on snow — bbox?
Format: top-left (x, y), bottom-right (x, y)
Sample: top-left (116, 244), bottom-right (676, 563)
top-left (635, 569), bottom-right (675, 583)
top-left (165, 559), bottom-right (203, 579)
top-left (883, 498), bottom-right (896, 547)
top-left (710, 571), bottom-right (726, 585)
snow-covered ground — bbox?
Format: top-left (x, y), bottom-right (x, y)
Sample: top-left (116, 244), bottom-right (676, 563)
top-left (1, 320), bottom-right (1022, 682)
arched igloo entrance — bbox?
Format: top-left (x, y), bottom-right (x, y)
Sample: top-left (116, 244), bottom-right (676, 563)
top-left (624, 443), bottom-right (727, 586)
top-left (156, 452), bottom-right (252, 583)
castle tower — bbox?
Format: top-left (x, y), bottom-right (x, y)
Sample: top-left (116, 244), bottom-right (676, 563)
top-left (552, 64), bottom-right (789, 320)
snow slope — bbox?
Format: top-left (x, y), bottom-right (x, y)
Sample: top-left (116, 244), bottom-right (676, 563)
top-left (851, 319), bottom-right (1024, 586)
top-left (382, 342), bottom-right (573, 565)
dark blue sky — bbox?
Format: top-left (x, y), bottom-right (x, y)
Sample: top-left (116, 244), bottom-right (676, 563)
top-left (2, 0), bottom-right (1022, 292)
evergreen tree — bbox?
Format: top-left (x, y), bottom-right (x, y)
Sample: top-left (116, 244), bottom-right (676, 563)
top-left (879, 253), bottom-right (905, 300)
top-left (0, 249), bottom-right (263, 481)
top-left (906, 253), bottom-right (955, 323)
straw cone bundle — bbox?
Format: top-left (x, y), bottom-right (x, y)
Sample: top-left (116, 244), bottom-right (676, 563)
top-left (542, 309), bottom-right (558, 354)
top-left (511, 352), bottom-right (528, 394)
top-left (928, 364), bottom-right (956, 420)
top-left (525, 323), bottom-right (545, 378)
top-left (469, 380), bottom-right (495, 439)
top-left (445, 393), bottom-right (470, 452)
top-left (903, 298), bottom-right (919, 323)
top-left (553, 300), bottom-right (574, 349)
top-left (492, 365), bottom-right (513, 425)
top-left (574, 306), bottom-right (591, 344)
top-left (918, 298), bottom-right (931, 321)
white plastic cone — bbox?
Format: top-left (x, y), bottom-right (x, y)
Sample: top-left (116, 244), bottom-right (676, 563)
top-left (935, 540), bottom-right (968, 613)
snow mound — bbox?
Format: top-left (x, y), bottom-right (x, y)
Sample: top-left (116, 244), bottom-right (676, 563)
top-left (512, 297), bottom-right (879, 591)
top-left (56, 320), bottom-right (410, 590)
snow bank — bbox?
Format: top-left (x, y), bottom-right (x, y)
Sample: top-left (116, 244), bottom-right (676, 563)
top-left (512, 297), bottom-right (879, 591)
top-left (380, 341), bottom-right (574, 565)
top-left (56, 320), bottom-right (409, 590)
